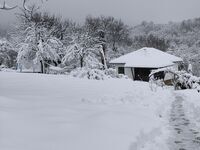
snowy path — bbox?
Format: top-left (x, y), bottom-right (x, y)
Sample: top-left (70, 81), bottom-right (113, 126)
top-left (168, 94), bottom-right (200, 150)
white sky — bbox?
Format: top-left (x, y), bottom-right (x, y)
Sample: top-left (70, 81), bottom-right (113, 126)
top-left (0, 0), bottom-right (200, 27)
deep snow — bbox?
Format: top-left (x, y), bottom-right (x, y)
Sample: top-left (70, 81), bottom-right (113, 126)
top-left (0, 72), bottom-right (175, 150)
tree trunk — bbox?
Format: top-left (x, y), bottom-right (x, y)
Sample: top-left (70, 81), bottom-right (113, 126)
top-left (80, 57), bottom-right (83, 68)
top-left (112, 41), bottom-right (116, 51)
top-left (40, 60), bottom-right (45, 73)
top-left (100, 45), bottom-right (107, 70)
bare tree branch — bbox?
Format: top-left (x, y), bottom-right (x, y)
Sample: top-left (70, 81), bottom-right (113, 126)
top-left (0, 1), bottom-right (17, 10)
top-left (22, 0), bottom-right (40, 16)
top-left (0, 0), bottom-right (48, 11)
top-left (23, 0), bottom-right (30, 11)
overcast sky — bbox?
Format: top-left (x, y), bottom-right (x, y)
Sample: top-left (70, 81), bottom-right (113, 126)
top-left (1, 0), bottom-right (200, 27)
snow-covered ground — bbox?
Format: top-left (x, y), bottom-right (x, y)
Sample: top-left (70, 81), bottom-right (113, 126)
top-left (0, 72), bottom-right (175, 150)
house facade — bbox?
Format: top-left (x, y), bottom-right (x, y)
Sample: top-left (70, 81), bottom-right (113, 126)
top-left (110, 47), bottom-right (183, 81)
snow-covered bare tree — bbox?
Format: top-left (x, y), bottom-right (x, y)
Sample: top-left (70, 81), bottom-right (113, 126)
top-left (11, 4), bottom-right (69, 73)
top-left (85, 16), bottom-right (132, 51)
top-left (84, 16), bottom-right (132, 67)
top-left (0, 1), bottom-right (17, 10)
top-left (62, 32), bottom-right (102, 69)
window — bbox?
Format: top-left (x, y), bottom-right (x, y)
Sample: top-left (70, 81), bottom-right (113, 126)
top-left (118, 67), bottom-right (125, 74)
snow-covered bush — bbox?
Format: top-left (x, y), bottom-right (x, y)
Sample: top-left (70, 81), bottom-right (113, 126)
top-left (175, 71), bottom-right (200, 90)
top-left (104, 68), bottom-right (117, 77)
top-left (0, 39), bottom-right (17, 68)
top-left (48, 66), bottom-right (66, 74)
top-left (69, 67), bottom-right (127, 80)
top-left (70, 68), bottom-right (104, 80)
top-left (150, 67), bottom-right (200, 92)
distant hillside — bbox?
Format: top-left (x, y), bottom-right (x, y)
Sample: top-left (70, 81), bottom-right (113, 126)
top-left (131, 18), bottom-right (200, 75)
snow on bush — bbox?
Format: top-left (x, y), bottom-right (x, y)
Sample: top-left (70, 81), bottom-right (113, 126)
top-left (150, 67), bottom-right (200, 92)
top-left (0, 38), bottom-right (17, 68)
top-left (175, 71), bottom-right (200, 90)
top-left (48, 66), bottom-right (66, 74)
top-left (69, 67), bottom-right (127, 80)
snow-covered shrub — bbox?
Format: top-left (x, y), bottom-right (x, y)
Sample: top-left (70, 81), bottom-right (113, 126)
top-left (0, 65), bottom-right (16, 72)
top-left (70, 67), bottom-right (127, 80)
top-left (17, 43), bottom-right (36, 66)
top-left (104, 68), bottom-right (117, 77)
top-left (0, 64), bottom-right (7, 70)
top-left (0, 39), bottom-right (17, 68)
top-left (175, 71), bottom-right (200, 90)
top-left (70, 68), bottom-right (104, 80)
top-left (87, 69), bottom-right (105, 80)
top-left (48, 66), bottom-right (66, 74)
top-left (150, 67), bottom-right (200, 92)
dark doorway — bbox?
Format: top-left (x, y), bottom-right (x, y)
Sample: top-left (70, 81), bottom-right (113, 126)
top-left (134, 68), bottom-right (156, 81)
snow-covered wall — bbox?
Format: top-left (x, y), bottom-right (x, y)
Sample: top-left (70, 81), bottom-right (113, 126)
top-left (115, 64), bottom-right (135, 80)
top-left (125, 67), bottom-right (135, 80)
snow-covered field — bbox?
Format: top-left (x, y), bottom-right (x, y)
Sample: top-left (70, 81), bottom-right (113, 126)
top-left (0, 72), bottom-right (175, 150)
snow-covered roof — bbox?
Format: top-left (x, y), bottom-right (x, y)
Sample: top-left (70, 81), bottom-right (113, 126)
top-left (110, 47), bottom-right (183, 68)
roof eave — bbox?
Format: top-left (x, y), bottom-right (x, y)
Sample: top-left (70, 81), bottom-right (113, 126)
top-left (109, 62), bottom-right (126, 65)
top-left (124, 64), bottom-right (174, 68)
